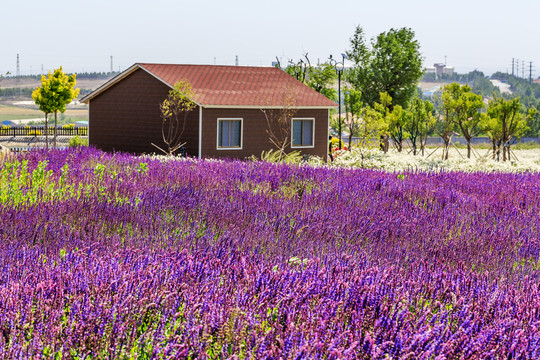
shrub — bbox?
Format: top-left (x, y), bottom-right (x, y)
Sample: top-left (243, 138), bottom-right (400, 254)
top-left (62, 124), bottom-right (76, 130)
top-left (68, 135), bottom-right (88, 148)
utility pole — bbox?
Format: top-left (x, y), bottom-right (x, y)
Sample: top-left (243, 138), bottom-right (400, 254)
top-left (16, 54), bottom-right (20, 77)
top-left (530, 62), bottom-right (534, 85)
top-left (110, 56), bottom-right (113, 73)
top-left (516, 59), bottom-right (520, 78)
top-left (41, 64), bottom-right (44, 75)
top-left (512, 58), bottom-right (514, 76)
top-left (235, 55), bottom-right (239, 66)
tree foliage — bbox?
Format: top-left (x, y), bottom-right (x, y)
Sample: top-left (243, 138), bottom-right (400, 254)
top-left (373, 92), bottom-right (409, 152)
top-left (152, 81), bottom-right (196, 156)
top-left (483, 97), bottom-right (534, 161)
top-left (346, 26), bottom-right (423, 109)
top-left (433, 92), bottom-right (457, 160)
top-left (32, 67), bottom-right (79, 149)
top-left (404, 97), bottom-right (436, 156)
top-left (285, 55), bottom-right (337, 101)
top-left (343, 87), bottom-right (363, 149)
top-left (441, 83), bottom-right (485, 158)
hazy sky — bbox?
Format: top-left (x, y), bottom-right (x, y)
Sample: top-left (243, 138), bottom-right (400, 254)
top-left (2, 0), bottom-right (539, 77)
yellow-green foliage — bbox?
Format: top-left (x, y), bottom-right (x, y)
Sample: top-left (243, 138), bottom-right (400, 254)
top-left (0, 161), bottom-right (86, 206)
top-left (255, 149), bottom-right (303, 164)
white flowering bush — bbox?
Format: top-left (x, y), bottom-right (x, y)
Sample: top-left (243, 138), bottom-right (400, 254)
top-left (324, 147), bottom-right (540, 173)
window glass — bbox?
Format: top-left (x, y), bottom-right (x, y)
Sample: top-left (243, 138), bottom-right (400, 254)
top-left (292, 119), bottom-right (314, 147)
top-left (292, 121), bottom-right (302, 146)
top-left (302, 120), bottom-right (313, 146)
top-left (218, 119), bottom-right (241, 148)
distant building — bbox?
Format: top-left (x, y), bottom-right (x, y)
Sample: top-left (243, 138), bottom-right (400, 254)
top-left (425, 63), bottom-right (455, 76)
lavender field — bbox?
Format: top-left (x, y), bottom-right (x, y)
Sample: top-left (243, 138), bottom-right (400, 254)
top-left (1, 148), bottom-right (539, 359)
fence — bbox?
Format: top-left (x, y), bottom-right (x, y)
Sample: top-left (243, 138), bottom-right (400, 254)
top-left (345, 136), bottom-right (540, 146)
top-left (0, 126), bottom-right (88, 137)
top-left (424, 136), bottom-right (540, 145)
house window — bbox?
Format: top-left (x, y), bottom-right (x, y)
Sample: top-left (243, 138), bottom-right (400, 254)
top-left (291, 118), bottom-right (314, 148)
top-left (217, 118), bottom-right (242, 149)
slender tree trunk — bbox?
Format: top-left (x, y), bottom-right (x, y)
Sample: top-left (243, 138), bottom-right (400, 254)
top-left (410, 136), bottom-right (417, 156)
top-left (44, 113), bottom-right (49, 150)
top-left (466, 140), bottom-right (471, 159)
top-left (53, 111), bottom-right (58, 149)
top-left (442, 138), bottom-right (450, 160)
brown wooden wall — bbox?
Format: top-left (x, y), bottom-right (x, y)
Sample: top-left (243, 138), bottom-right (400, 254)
top-left (89, 68), bottom-right (199, 156)
top-left (201, 108), bottom-right (328, 161)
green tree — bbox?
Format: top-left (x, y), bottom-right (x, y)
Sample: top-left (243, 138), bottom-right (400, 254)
top-left (442, 83), bottom-right (485, 158)
top-left (152, 81), bottom-right (196, 156)
top-left (483, 97), bottom-right (534, 161)
top-left (305, 63), bottom-right (337, 101)
top-left (405, 97), bottom-right (436, 156)
top-left (433, 91), bottom-right (457, 160)
top-left (32, 67), bottom-right (79, 149)
top-left (31, 75), bottom-right (55, 149)
top-left (346, 26), bottom-right (423, 109)
top-left (356, 106), bottom-right (388, 164)
top-left (374, 92), bottom-right (409, 152)
top-left (285, 55), bottom-right (337, 101)
top-left (343, 87), bottom-right (363, 149)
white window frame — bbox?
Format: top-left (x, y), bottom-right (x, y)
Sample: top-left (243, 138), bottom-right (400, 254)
top-left (291, 118), bottom-right (315, 148)
top-left (216, 118), bottom-right (243, 150)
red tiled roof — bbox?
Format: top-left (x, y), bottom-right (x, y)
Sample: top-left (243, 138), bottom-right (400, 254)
top-left (138, 63), bottom-right (336, 108)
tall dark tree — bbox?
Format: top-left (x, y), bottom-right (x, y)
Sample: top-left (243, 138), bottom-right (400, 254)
top-left (346, 26), bottom-right (423, 109)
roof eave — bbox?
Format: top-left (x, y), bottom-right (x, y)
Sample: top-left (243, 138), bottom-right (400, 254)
top-left (202, 105), bottom-right (337, 109)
